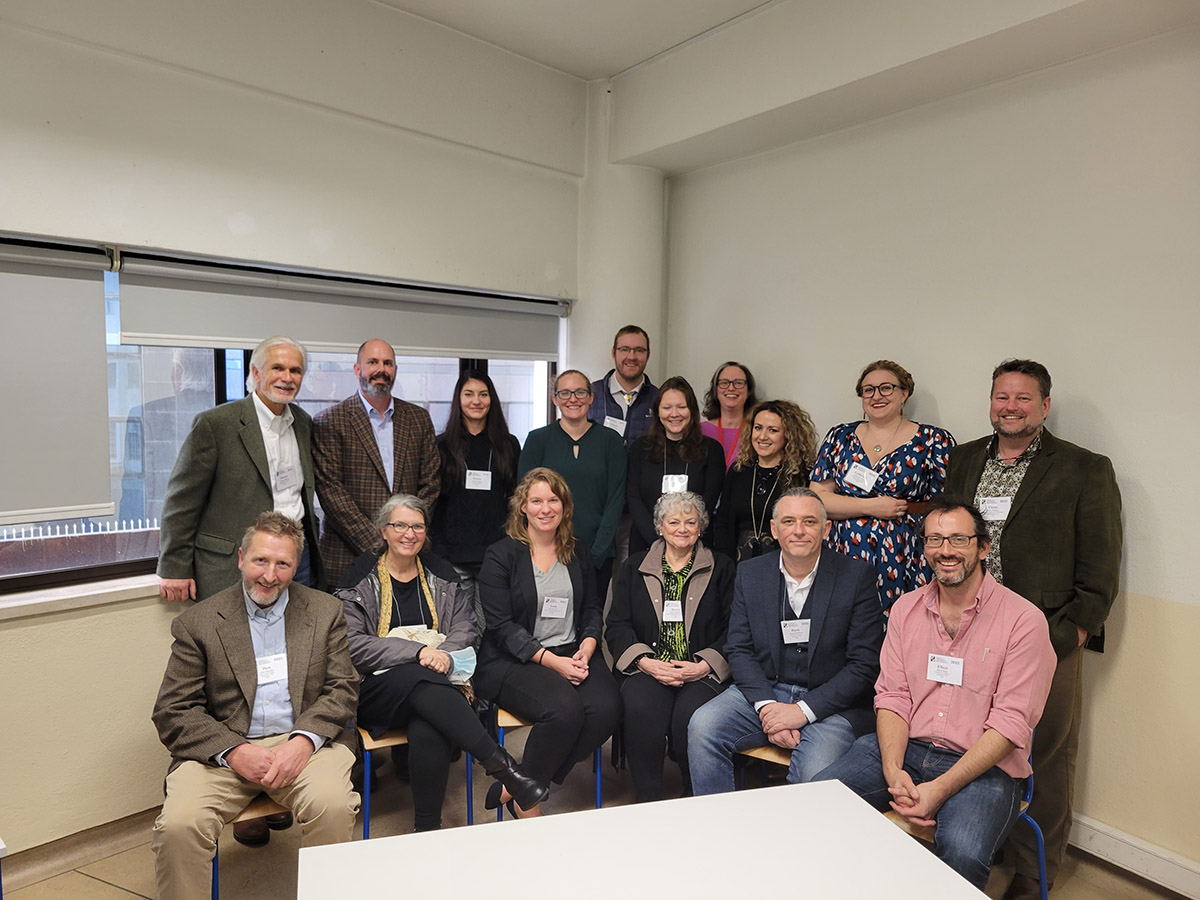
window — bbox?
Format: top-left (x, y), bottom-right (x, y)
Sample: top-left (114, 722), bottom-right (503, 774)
top-left (0, 248), bottom-right (561, 590)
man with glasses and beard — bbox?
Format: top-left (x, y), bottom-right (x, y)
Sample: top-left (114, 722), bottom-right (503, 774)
top-left (814, 497), bottom-right (1055, 891)
top-left (313, 338), bottom-right (440, 588)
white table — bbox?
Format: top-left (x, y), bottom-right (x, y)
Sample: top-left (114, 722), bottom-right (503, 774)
top-left (299, 780), bottom-right (984, 898)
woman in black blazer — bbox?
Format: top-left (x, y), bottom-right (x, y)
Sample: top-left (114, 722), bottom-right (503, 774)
top-left (476, 467), bottom-right (622, 817)
top-left (605, 491), bottom-right (735, 802)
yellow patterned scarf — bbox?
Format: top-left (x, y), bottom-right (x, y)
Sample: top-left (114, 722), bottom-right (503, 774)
top-left (375, 554), bottom-right (440, 637)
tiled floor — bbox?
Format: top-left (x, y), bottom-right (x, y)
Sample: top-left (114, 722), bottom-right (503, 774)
top-left (8, 739), bottom-right (1187, 899)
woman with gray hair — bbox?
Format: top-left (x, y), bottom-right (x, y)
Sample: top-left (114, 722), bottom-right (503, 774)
top-left (337, 494), bottom-right (545, 831)
top-left (605, 491), bottom-right (735, 802)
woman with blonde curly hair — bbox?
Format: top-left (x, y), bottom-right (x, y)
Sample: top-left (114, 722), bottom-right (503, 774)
top-left (810, 360), bottom-right (955, 610)
top-left (475, 468), bottom-right (622, 817)
top-left (713, 400), bottom-right (817, 561)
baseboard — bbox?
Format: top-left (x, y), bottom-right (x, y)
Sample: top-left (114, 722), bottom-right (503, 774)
top-left (1071, 814), bottom-right (1200, 899)
top-left (2, 807), bottom-right (160, 892)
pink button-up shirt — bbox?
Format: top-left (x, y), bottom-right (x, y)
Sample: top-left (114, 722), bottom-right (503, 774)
top-left (875, 573), bottom-right (1056, 779)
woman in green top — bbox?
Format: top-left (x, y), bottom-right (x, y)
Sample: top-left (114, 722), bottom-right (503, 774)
top-left (518, 369), bottom-right (626, 590)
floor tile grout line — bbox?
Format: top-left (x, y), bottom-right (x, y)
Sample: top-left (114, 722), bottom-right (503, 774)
top-left (76, 869), bottom-right (154, 899)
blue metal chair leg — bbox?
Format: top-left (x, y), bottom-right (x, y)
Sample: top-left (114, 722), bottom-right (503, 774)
top-left (211, 850), bottom-right (219, 900)
top-left (496, 725), bottom-right (507, 822)
top-left (594, 746), bottom-right (602, 808)
top-left (362, 747), bottom-right (373, 839)
top-left (1019, 811), bottom-right (1049, 900)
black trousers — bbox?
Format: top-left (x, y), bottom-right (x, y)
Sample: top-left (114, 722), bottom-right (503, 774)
top-left (620, 672), bottom-right (723, 802)
top-left (494, 649), bottom-right (622, 790)
top-left (388, 682), bottom-right (498, 830)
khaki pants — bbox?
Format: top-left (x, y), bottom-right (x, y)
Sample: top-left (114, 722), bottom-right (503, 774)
top-left (1008, 648), bottom-right (1082, 886)
top-left (152, 736), bottom-right (359, 900)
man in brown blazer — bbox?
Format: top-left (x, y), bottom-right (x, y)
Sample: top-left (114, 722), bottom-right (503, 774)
top-left (313, 338), bottom-right (440, 586)
top-left (157, 335), bottom-right (324, 601)
top-left (151, 512), bottom-right (358, 900)
top-left (945, 359), bottom-right (1122, 900)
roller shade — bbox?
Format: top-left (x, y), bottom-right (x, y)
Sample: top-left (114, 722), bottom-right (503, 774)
top-left (119, 257), bottom-right (565, 359)
top-left (0, 245), bottom-right (114, 525)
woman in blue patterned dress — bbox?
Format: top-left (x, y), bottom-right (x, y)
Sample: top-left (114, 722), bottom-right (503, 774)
top-left (810, 361), bottom-right (954, 610)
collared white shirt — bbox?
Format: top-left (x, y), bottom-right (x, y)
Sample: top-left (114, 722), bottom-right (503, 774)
top-left (251, 391), bottom-right (304, 522)
top-left (607, 372), bottom-right (645, 413)
top-left (779, 552), bottom-right (820, 617)
top-left (358, 392), bottom-right (395, 488)
top-left (750, 553), bottom-right (821, 723)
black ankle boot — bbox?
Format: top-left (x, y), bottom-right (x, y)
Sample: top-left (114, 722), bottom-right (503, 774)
top-left (482, 747), bottom-right (548, 812)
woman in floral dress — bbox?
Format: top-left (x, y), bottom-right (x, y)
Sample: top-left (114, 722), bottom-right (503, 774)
top-left (810, 360), bottom-right (954, 610)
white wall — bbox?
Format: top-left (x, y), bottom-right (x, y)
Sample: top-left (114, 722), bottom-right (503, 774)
top-left (664, 26), bottom-right (1200, 863)
top-left (0, 2), bottom-right (584, 297)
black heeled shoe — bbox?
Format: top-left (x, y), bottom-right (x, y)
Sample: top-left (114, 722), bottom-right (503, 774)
top-left (482, 783), bottom-right (525, 821)
top-left (482, 747), bottom-right (548, 812)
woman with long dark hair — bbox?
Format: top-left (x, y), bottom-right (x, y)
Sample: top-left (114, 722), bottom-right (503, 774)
top-left (431, 370), bottom-right (521, 619)
top-left (626, 376), bottom-right (724, 554)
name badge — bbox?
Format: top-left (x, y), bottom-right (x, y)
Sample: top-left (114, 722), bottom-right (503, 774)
top-left (661, 473), bottom-right (689, 494)
top-left (256, 652), bottom-right (288, 685)
top-left (465, 469), bottom-right (492, 491)
top-left (927, 653), bottom-right (964, 686)
top-left (978, 496), bottom-right (1012, 522)
top-left (663, 600), bottom-right (683, 622)
top-left (274, 464), bottom-right (299, 492)
top-left (780, 619), bottom-right (811, 644)
top-left (603, 415), bottom-right (627, 436)
top-left (845, 462), bottom-right (880, 492)
top-left (541, 595), bottom-right (569, 619)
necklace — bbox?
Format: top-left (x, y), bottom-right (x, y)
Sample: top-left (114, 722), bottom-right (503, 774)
top-left (865, 417), bottom-right (904, 454)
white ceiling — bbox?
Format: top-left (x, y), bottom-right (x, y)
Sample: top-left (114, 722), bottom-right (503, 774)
top-left (374, 0), bottom-right (775, 79)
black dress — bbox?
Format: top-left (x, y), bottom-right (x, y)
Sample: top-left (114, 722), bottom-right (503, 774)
top-left (626, 435), bottom-right (725, 554)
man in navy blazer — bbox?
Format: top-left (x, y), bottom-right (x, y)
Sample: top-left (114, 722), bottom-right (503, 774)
top-left (688, 488), bottom-right (884, 792)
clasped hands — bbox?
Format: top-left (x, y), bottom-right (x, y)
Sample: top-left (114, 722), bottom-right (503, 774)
top-left (417, 645), bottom-right (453, 674)
top-left (885, 768), bottom-right (948, 827)
top-left (636, 656), bottom-right (712, 687)
top-left (758, 701), bottom-right (808, 750)
top-left (226, 735), bottom-right (314, 789)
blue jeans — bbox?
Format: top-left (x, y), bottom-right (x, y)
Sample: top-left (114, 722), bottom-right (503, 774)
top-left (814, 735), bottom-right (1024, 889)
top-left (687, 684), bottom-right (857, 795)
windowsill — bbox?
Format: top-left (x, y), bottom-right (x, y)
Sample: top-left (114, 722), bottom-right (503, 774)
top-left (0, 574), bottom-right (161, 622)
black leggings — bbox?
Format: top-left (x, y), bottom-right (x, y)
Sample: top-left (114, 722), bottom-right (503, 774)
top-left (620, 672), bottom-right (722, 802)
top-left (389, 681), bottom-right (498, 830)
top-left (493, 653), bottom-right (622, 790)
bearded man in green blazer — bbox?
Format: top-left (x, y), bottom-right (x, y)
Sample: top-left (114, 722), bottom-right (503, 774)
top-left (944, 359), bottom-right (1121, 900)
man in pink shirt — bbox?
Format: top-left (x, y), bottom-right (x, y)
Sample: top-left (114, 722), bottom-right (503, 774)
top-left (815, 497), bottom-right (1055, 890)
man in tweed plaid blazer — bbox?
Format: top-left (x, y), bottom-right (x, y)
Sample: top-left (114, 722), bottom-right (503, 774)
top-left (313, 338), bottom-right (440, 587)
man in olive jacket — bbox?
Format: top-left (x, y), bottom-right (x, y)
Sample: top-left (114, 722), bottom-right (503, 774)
top-left (944, 358), bottom-right (1122, 900)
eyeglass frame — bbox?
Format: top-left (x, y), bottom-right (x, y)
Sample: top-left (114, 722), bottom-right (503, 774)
top-left (384, 521), bottom-right (427, 535)
top-left (920, 533), bottom-right (980, 549)
top-left (858, 382), bottom-right (901, 398)
top-left (554, 388), bottom-right (593, 400)
top-left (716, 378), bottom-right (748, 390)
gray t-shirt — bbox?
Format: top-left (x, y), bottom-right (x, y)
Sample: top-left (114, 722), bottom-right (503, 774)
top-left (531, 560), bottom-right (575, 648)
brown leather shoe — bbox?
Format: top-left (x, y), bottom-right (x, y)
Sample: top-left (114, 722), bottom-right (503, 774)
top-left (265, 811), bottom-right (293, 830)
top-left (232, 818), bottom-right (270, 847)
top-left (1002, 873), bottom-right (1045, 900)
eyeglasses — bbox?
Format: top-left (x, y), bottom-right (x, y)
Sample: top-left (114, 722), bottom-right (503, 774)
top-left (717, 379), bottom-right (747, 390)
top-left (860, 383), bottom-right (900, 398)
top-left (554, 388), bottom-right (592, 400)
top-left (385, 522), bottom-right (427, 535)
top-left (921, 534), bottom-right (979, 548)
top-left (614, 346), bottom-right (649, 356)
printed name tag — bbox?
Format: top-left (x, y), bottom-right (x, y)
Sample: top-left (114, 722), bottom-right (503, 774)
top-left (780, 619), bottom-right (811, 644)
top-left (845, 462), bottom-right (880, 492)
top-left (256, 652), bottom-right (288, 685)
top-left (275, 465), bottom-right (299, 492)
top-left (603, 415), bottom-right (627, 436)
top-left (465, 469), bottom-right (492, 491)
top-left (663, 600), bottom-right (683, 622)
top-left (927, 653), bottom-right (964, 686)
top-left (662, 473), bottom-right (689, 493)
top-left (541, 596), bottom-right (569, 619)
top-left (978, 496), bottom-right (1012, 521)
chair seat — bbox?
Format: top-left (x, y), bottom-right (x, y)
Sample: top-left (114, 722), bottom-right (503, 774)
top-left (884, 799), bottom-right (1031, 845)
top-left (231, 794), bottom-right (290, 825)
top-left (736, 745), bottom-right (792, 767)
top-left (357, 726), bottom-right (410, 753)
top-left (495, 709), bottom-right (532, 730)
